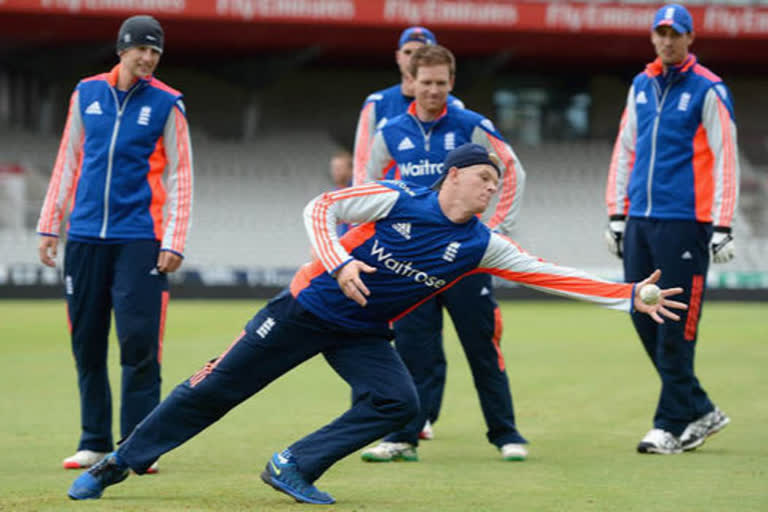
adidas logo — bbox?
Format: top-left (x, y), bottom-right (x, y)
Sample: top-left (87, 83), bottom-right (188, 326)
top-left (85, 101), bottom-right (103, 115)
top-left (480, 286), bottom-right (490, 296)
top-left (636, 91), bottom-right (648, 104)
top-left (681, 251), bottom-right (693, 260)
top-left (392, 222), bottom-right (412, 240)
top-left (398, 137), bottom-right (415, 151)
top-left (149, 267), bottom-right (160, 275)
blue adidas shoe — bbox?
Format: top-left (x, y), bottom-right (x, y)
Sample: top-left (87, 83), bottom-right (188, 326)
top-left (260, 451), bottom-right (335, 505)
top-left (67, 452), bottom-right (130, 500)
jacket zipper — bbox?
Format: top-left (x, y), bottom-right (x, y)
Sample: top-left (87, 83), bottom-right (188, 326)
top-left (410, 113), bottom-right (434, 151)
top-left (100, 85), bottom-right (139, 238)
top-left (645, 79), bottom-right (672, 218)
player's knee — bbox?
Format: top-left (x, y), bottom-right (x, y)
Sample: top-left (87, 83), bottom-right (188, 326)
top-left (372, 383), bottom-right (420, 425)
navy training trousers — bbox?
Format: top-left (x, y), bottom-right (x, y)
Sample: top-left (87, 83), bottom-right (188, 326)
top-left (623, 218), bottom-right (715, 435)
top-left (116, 291), bottom-right (419, 483)
top-left (64, 240), bottom-right (168, 452)
top-left (386, 273), bottom-right (526, 447)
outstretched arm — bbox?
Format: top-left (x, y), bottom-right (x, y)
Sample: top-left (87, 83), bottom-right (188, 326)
top-left (479, 233), bottom-right (686, 323)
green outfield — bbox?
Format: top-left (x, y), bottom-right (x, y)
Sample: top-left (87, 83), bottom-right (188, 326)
top-left (0, 299), bottom-right (765, 511)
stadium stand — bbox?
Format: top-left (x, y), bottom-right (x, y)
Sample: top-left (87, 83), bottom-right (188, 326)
top-left (3, 130), bottom-right (767, 278)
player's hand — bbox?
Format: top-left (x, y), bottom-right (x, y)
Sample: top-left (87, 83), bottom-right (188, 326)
top-left (336, 260), bottom-right (377, 307)
top-left (38, 235), bottom-right (59, 267)
top-left (604, 215), bottom-right (625, 259)
top-left (157, 250), bottom-right (183, 273)
top-left (711, 227), bottom-right (735, 264)
top-left (633, 269), bottom-right (688, 324)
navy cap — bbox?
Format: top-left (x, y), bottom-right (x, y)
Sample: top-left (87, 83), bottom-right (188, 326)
top-left (117, 15), bottom-right (164, 54)
top-left (652, 4), bottom-right (693, 34)
top-left (432, 143), bottom-right (501, 189)
top-left (398, 26), bottom-right (437, 48)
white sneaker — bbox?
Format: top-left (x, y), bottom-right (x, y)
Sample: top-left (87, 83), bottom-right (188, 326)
top-left (361, 442), bottom-right (418, 462)
top-left (62, 450), bottom-right (109, 469)
top-left (680, 407), bottom-right (730, 451)
top-left (637, 428), bottom-right (682, 454)
top-left (500, 443), bottom-right (528, 461)
top-left (419, 420), bottom-right (434, 441)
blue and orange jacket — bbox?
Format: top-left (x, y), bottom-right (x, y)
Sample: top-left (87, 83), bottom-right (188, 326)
top-left (37, 64), bottom-right (193, 257)
top-left (357, 101), bottom-right (525, 236)
top-left (606, 54), bottom-right (739, 227)
top-left (291, 182), bottom-right (634, 332)
top-left (352, 83), bottom-right (463, 186)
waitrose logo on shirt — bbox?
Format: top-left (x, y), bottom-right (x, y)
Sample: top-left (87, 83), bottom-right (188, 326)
top-left (369, 239), bottom-right (446, 289)
top-left (400, 159), bottom-right (443, 178)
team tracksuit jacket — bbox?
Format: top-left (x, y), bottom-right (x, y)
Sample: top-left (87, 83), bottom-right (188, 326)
top-left (605, 54), bottom-right (740, 435)
top-left (116, 181), bottom-right (635, 482)
top-left (606, 54), bottom-right (738, 227)
top-left (37, 64), bottom-right (193, 252)
top-left (353, 84), bottom-right (464, 186)
top-left (36, 64), bottom-right (193, 451)
top-left (356, 100), bottom-right (527, 446)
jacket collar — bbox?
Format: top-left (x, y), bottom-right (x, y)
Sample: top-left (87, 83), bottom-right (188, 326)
top-left (406, 100), bottom-right (449, 122)
top-left (107, 64), bottom-right (152, 90)
top-left (644, 54), bottom-right (697, 78)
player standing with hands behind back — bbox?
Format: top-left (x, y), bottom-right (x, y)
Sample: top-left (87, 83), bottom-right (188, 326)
top-left (605, 3), bottom-right (738, 455)
top-left (358, 45), bottom-right (528, 463)
top-left (37, 15), bottom-right (193, 471)
top-left (352, 25), bottom-right (464, 441)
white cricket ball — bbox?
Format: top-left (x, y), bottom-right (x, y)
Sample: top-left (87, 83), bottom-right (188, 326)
top-left (640, 284), bottom-right (661, 305)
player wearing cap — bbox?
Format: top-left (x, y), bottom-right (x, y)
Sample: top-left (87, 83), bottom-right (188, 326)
top-left (605, 3), bottom-right (738, 454)
top-left (357, 44), bottom-right (528, 463)
top-left (353, 26), bottom-right (464, 190)
top-left (37, 14), bottom-right (193, 471)
top-left (352, 25), bottom-right (464, 441)
top-left (67, 143), bottom-right (686, 505)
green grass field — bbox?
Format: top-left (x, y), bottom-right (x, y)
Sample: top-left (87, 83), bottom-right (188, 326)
top-left (0, 299), bottom-right (765, 511)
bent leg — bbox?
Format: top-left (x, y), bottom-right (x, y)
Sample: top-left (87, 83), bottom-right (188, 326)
top-left (384, 298), bottom-right (442, 445)
top-left (118, 302), bottom-right (322, 473)
top-left (291, 337), bottom-right (418, 482)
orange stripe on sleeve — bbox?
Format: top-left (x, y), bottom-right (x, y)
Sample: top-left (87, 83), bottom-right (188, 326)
top-left (312, 184), bottom-right (392, 271)
top-left (485, 135), bottom-right (517, 229)
top-left (490, 269), bottom-right (634, 299)
top-left (353, 103), bottom-right (375, 186)
top-left (39, 91), bottom-right (80, 234)
top-left (606, 108), bottom-right (633, 216)
top-left (716, 99), bottom-right (736, 226)
top-left (171, 108), bottom-right (193, 253)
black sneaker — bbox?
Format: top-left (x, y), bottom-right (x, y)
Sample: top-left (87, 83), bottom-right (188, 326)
top-left (67, 452), bottom-right (130, 500)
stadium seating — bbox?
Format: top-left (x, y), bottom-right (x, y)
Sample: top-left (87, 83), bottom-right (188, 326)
top-left (1, 130), bottom-right (766, 278)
